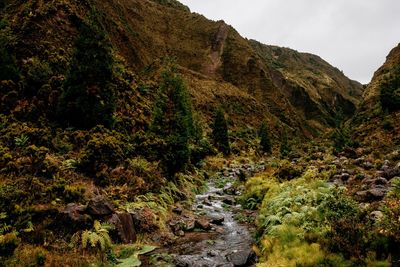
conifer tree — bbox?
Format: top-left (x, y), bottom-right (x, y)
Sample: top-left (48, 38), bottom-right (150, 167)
top-left (0, 22), bottom-right (19, 82)
top-left (280, 127), bottom-right (290, 157)
top-left (259, 121), bottom-right (272, 153)
top-left (151, 65), bottom-right (195, 177)
top-left (212, 108), bottom-right (230, 156)
top-left (57, 17), bottom-right (116, 129)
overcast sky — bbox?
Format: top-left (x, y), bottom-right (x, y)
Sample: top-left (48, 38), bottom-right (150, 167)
top-left (179, 0), bottom-right (400, 84)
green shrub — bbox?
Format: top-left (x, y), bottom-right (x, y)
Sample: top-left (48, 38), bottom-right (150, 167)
top-left (382, 116), bottom-right (394, 131)
top-left (259, 121), bottom-right (272, 153)
top-left (276, 159), bottom-right (303, 180)
top-left (381, 198), bottom-right (400, 243)
top-left (189, 137), bottom-right (213, 166)
top-left (331, 126), bottom-right (356, 153)
top-left (212, 108), bottom-right (230, 156)
top-left (22, 57), bottom-right (53, 96)
top-left (0, 25), bottom-right (20, 82)
top-left (279, 128), bottom-right (291, 157)
top-left (64, 184), bottom-right (86, 203)
top-left (71, 220), bottom-right (113, 254)
top-left (0, 232), bottom-right (20, 257)
top-left (14, 134), bottom-right (29, 147)
top-left (80, 131), bottom-right (124, 183)
top-left (245, 167), bottom-right (387, 265)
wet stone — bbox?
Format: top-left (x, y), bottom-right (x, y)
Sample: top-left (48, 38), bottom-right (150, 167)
top-left (209, 215), bottom-right (225, 225)
top-left (195, 218), bottom-right (211, 230)
top-left (226, 248), bottom-right (256, 266)
top-left (222, 197), bottom-right (236, 206)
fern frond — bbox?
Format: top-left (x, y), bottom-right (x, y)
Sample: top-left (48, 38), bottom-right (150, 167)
top-left (93, 220), bottom-right (101, 231)
top-left (70, 232), bottom-right (81, 248)
top-left (98, 235), bottom-right (106, 251)
top-left (81, 230), bottom-right (90, 249)
top-left (99, 231), bottom-right (112, 249)
top-left (100, 222), bottom-right (114, 231)
top-left (90, 232), bottom-right (100, 247)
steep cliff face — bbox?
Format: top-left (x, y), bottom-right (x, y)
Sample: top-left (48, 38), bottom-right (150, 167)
top-left (250, 41), bottom-right (363, 130)
top-left (0, 0), bottom-right (363, 136)
top-left (359, 43), bottom-right (400, 111)
top-left (350, 43), bottom-right (400, 151)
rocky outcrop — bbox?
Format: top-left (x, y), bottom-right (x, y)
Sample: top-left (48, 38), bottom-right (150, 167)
top-left (108, 213), bottom-right (137, 243)
top-left (63, 196), bottom-right (156, 244)
top-left (86, 196), bottom-right (114, 216)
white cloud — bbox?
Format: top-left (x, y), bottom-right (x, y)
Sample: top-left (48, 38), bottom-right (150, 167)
top-left (179, 0), bottom-right (400, 84)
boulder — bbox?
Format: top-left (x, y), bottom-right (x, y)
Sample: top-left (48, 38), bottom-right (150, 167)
top-left (373, 177), bottom-right (389, 186)
top-left (381, 160), bottom-right (391, 171)
top-left (195, 218), bottom-right (211, 230)
top-left (369, 188), bottom-right (387, 199)
top-left (226, 248), bottom-right (256, 266)
top-left (362, 176), bottom-right (388, 186)
top-left (356, 188), bottom-right (387, 202)
top-left (222, 197), bottom-right (236, 206)
top-left (362, 162), bottom-right (374, 170)
top-left (108, 212), bottom-right (136, 243)
top-left (209, 215), bottom-right (225, 225)
top-left (223, 185), bottom-right (236, 195)
top-left (203, 198), bottom-right (212, 206)
top-left (383, 162), bottom-right (400, 179)
top-left (63, 203), bottom-right (89, 223)
top-left (129, 207), bottom-right (158, 232)
top-left (86, 196), bottom-right (114, 216)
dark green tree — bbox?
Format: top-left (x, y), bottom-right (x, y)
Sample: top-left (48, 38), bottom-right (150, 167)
top-left (331, 125), bottom-right (356, 153)
top-left (57, 18), bottom-right (116, 129)
top-left (280, 127), bottom-right (290, 157)
top-left (212, 108), bottom-right (230, 156)
top-left (0, 21), bottom-right (20, 82)
top-left (380, 66), bottom-right (400, 112)
top-left (151, 66), bottom-right (195, 177)
top-left (259, 121), bottom-right (272, 153)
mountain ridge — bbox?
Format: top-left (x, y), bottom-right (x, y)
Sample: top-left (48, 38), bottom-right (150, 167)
top-left (1, 0), bottom-right (363, 137)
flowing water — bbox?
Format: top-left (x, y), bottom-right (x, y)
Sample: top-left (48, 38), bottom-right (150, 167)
top-left (170, 179), bottom-right (256, 267)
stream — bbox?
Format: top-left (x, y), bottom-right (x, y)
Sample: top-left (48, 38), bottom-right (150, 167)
top-left (172, 179), bottom-right (256, 267)
top-left (143, 163), bottom-right (264, 267)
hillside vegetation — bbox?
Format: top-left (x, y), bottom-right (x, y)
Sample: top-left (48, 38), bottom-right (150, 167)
top-left (0, 0), bottom-right (399, 266)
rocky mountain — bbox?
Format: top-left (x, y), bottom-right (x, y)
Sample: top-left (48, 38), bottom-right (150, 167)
top-left (1, 0), bottom-right (363, 137)
top-left (352, 43), bottom-right (400, 151)
top-left (359, 43), bottom-right (400, 111)
top-left (2, 0), bottom-right (400, 266)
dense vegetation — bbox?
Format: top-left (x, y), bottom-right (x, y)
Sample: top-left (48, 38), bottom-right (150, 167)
top-left (57, 16), bottom-right (116, 129)
top-left (240, 154), bottom-right (400, 266)
top-left (0, 0), bottom-right (399, 266)
top-left (212, 108), bottom-right (231, 156)
top-left (380, 66), bottom-right (400, 112)
top-left (259, 122), bottom-right (272, 154)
